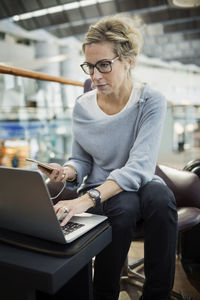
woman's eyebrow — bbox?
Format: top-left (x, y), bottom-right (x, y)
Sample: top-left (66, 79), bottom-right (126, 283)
top-left (84, 58), bottom-right (111, 64)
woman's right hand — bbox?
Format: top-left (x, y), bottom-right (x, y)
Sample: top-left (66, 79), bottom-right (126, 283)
top-left (38, 163), bottom-right (68, 183)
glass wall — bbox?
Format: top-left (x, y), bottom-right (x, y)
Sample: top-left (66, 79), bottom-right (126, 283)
top-left (135, 57), bottom-right (200, 169)
top-left (0, 72), bottom-right (83, 168)
top-left (1, 58), bottom-right (200, 171)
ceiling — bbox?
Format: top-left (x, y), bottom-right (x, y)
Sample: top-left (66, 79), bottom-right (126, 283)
top-left (0, 0), bottom-right (200, 66)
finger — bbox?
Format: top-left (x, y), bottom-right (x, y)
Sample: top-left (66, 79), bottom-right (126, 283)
top-left (56, 169), bottom-right (65, 182)
top-left (52, 169), bottom-right (67, 182)
top-left (60, 210), bottom-right (73, 226)
top-left (52, 169), bottom-right (67, 183)
top-left (50, 169), bottom-right (60, 182)
top-left (54, 204), bottom-right (60, 214)
top-left (54, 202), bottom-right (64, 213)
top-left (38, 165), bottom-right (51, 176)
top-left (56, 206), bottom-right (67, 221)
top-left (60, 171), bottom-right (67, 183)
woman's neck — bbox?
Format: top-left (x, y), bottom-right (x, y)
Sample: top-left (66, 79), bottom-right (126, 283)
top-left (97, 79), bottom-right (133, 115)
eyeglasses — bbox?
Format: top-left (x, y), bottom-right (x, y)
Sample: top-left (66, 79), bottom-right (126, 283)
top-left (80, 56), bottom-right (119, 75)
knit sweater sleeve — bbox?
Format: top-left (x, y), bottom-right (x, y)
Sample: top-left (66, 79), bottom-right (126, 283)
top-left (107, 90), bottom-right (167, 191)
top-left (64, 137), bottom-right (93, 190)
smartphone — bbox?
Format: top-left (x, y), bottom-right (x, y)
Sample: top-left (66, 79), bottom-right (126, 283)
top-left (26, 158), bottom-right (54, 171)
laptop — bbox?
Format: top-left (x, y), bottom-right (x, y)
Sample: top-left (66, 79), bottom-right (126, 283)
top-left (0, 167), bottom-right (107, 244)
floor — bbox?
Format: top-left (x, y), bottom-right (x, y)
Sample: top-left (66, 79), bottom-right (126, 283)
top-left (119, 241), bottom-right (200, 300)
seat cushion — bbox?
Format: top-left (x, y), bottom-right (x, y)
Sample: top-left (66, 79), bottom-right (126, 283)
top-left (178, 207), bottom-right (200, 232)
top-left (156, 165), bottom-right (200, 208)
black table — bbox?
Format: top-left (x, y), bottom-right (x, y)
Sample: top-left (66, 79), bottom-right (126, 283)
top-left (0, 224), bottom-right (112, 300)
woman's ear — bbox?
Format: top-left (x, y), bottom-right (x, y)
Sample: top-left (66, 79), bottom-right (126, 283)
top-left (128, 57), bottom-right (134, 68)
top-left (125, 57), bottom-right (134, 69)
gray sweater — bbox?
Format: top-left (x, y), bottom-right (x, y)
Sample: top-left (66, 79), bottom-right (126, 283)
top-left (66, 83), bottom-right (166, 192)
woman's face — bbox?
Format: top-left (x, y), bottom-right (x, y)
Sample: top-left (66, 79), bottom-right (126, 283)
top-left (84, 41), bottom-right (130, 96)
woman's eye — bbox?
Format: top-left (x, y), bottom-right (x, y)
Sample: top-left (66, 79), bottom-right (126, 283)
top-left (100, 62), bottom-right (110, 68)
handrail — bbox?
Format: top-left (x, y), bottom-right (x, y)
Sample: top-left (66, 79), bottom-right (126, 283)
top-left (0, 64), bottom-right (84, 87)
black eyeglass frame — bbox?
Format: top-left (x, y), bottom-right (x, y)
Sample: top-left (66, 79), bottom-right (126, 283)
top-left (80, 56), bottom-right (119, 75)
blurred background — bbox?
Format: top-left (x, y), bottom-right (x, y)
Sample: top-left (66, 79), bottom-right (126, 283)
top-left (0, 1), bottom-right (200, 299)
top-left (0, 0), bottom-right (200, 171)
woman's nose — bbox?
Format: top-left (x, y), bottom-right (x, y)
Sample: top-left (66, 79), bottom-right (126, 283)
top-left (92, 67), bottom-right (103, 80)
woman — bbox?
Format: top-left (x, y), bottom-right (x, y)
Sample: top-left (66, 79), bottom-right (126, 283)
top-left (40, 15), bottom-right (177, 300)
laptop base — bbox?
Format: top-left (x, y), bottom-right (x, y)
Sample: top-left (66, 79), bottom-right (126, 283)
top-left (0, 220), bottom-right (110, 257)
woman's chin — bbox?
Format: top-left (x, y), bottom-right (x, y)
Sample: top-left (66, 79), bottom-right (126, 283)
top-left (97, 86), bottom-right (111, 95)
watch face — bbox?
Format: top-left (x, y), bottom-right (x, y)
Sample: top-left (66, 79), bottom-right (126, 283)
top-left (90, 189), bottom-right (100, 198)
top-left (88, 189), bottom-right (101, 207)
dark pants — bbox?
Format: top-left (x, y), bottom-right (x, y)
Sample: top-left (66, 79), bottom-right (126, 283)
top-left (48, 180), bottom-right (178, 300)
top-left (88, 181), bottom-right (178, 300)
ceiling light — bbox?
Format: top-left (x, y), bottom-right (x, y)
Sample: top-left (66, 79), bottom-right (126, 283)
top-left (168, 0), bottom-right (200, 8)
top-left (12, 0), bottom-right (112, 22)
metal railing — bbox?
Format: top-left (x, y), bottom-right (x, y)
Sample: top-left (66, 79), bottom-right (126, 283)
top-left (0, 64), bottom-right (84, 87)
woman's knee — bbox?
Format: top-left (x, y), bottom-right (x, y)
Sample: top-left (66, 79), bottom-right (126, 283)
top-left (139, 181), bottom-right (177, 217)
top-left (104, 191), bottom-right (141, 231)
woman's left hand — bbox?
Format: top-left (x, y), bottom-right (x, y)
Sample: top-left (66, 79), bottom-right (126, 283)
top-left (54, 195), bottom-right (93, 226)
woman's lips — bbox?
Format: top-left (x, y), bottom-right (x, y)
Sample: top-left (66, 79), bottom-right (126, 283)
top-left (97, 84), bottom-right (107, 89)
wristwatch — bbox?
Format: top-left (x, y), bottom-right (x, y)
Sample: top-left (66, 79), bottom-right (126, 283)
top-left (87, 188), bottom-right (101, 207)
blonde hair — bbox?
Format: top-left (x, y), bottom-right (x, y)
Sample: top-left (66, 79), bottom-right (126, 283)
top-left (82, 15), bottom-right (143, 64)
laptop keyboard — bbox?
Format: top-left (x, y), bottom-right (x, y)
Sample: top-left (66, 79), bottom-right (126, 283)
top-left (62, 221), bottom-right (85, 235)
